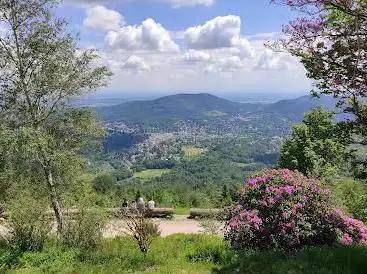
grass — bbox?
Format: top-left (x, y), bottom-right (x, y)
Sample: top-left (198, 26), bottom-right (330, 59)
top-left (174, 207), bottom-right (191, 215)
top-left (134, 169), bottom-right (171, 181)
top-left (204, 110), bottom-right (228, 117)
top-left (182, 147), bottom-right (203, 158)
top-left (2, 235), bottom-right (367, 273)
top-left (2, 235), bottom-right (223, 274)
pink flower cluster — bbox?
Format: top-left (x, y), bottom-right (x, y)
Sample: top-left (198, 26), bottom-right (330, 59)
top-left (225, 169), bottom-right (367, 251)
top-left (329, 209), bottom-right (367, 245)
top-left (227, 209), bottom-right (263, 231)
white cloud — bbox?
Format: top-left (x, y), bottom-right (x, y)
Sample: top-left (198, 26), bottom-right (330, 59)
top-left (255, 49), bottom-right (291, 71)
top-left (82, 14), bottom-right (310, 94)
top-left (184, 15), bottom-right (241, 49)
top-left (83, 5), bottom-right (124, 32)
top-left (121, 55), bottom-right (151, 72)
top-left (105, 18), bottom-right (179, 52)
top-left (183, 15), bottom-right (254, 60)
top-left (67, 0), bottom-right (214, 8)
top-left (231, 37), bottom-right (255, 59)
top-left (245, 32), bottom-right (281, 40)
top-left (167, 0), bottom-right (214, 8)
top-left (204, 56), bottom-right (245, 73)
top-left (183, 50), bottom-right (211, 62)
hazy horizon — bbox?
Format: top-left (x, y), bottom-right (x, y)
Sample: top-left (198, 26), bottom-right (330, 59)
top-left (75, 90), bottom-right (310, 107)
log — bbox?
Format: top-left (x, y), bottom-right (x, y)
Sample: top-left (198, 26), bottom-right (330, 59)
top-left (145, 208), bottom-right (174, 218)
top-left (119, 207), bottom-right (174, 218)
top-left (189, 208), bottom-right (222, 219)
top-left (1, 207), bottom-right (176, 220)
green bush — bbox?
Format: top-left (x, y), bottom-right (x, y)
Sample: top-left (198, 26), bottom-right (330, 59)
top-left (92, 173), bottom-right (117, 194)
top-left (332, 179), bottom-right (367, 223)
top-left (7, 195), bottom-right (51, 252)
top-left (61, 207), bottom-right (106, 250)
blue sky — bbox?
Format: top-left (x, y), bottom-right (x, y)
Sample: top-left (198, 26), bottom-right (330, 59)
top-left (59, 0), bottom-right (311, 96)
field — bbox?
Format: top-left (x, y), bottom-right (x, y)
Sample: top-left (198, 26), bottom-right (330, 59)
top-left (204, 110), bottom-right (228, 117)
top-left (182, 147), bottom-right (203, 158)
top-left (2, 235), bottom-right (367, 273)
top-left (233, 162), bottom-right (259, 168)
top-left (134, 169), bottom-right (171, 181)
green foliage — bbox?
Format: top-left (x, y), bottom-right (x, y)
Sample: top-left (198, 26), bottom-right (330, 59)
top-left (331, 179), bottom-right (367, 223)
top-left (0, 0), bottom-right (111, 232)
top-left (124, 209), bottom-right (161, 256)
top-left (135, 169), bottom-right (171, 181)
top-left (213, 245), bottom-right (367, 274)
top-left (278, 107), bottom-right (350, 178)
top-left (174, 207), bottom-right (191, 215)
top-left (6, 194), bottom-right (51, 252)
top-left (277, 0), bottom-right (367, 136)
top-left (61, 207), bottom-right (106, 250)
top-left (97, 93), bottom-right (245, 125)
top-left (92, 173), bottom-right (117, 194)
top-left (1, 235), bottom-right (367, 273)
top-left (113, 154), bottom-right (243, 208)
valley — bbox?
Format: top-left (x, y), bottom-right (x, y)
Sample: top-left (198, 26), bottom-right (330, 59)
top-left (88, 93), bottom-right (337, 208)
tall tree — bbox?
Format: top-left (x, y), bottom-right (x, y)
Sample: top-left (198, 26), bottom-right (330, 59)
top-left (278, 107), bottom-right (351, 178)
top-left (272, 0), bottom-right (367, 136)
top-left (0, 0), bottom-right (111, 232)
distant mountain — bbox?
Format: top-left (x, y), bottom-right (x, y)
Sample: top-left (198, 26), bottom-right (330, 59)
top-left (96, 93), bottom-right (261, 123)
top-left (96, 93), bottom-right (338, 125)
top-left (264, 95), bottom-right (337, 121)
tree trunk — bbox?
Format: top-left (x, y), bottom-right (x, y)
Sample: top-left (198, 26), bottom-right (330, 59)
top-left (45, 168), bottom-right (63, 233)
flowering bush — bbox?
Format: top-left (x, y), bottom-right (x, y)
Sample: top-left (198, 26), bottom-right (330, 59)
top-left (325, 210), bottom-right (367, 246)
top-left (224, 169), bottom-right (367, 250)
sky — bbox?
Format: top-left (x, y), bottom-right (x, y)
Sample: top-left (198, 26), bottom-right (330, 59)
top-left (58, 0), bottom-right (313, 96)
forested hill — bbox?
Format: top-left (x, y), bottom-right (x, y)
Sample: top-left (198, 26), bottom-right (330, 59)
top-left (264, 95), bottom-right (337, 120)
top-left (96, 93), bottom-right (337, 124)
top-left (96, 93), bottom-right (257, 122)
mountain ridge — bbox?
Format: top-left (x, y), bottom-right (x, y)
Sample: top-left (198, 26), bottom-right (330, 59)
top-left (96, 93), bottom-right (336, 124)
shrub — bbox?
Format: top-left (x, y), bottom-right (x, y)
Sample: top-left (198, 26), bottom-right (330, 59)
top-left (331, 179), bottom-right (367, 223)
top-left (7, 196), bottom-right (51, 252)
top-left (198, 210), bottom-right (223, 235)
top-left (61, 207), bottom-right (106, 250)
top-left (325, 209), bottom-right (367, 246)
top-left (92, 173), bottom-right (117, 194)
top-left (123, 208), bottom-right (161, 256)
top-left (224, 169), bottom-right (367, 251)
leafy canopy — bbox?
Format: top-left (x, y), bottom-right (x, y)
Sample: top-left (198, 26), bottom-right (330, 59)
top-left (278, 107), bottom-right (351, 178)
top-left (273, 0), bottom-right (367, 136)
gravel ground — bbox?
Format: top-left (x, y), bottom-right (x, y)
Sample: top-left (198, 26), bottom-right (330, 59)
top-left (104, 215), bottom-right (204, 238)
top-left (0, 215), bottom-right (208, 239)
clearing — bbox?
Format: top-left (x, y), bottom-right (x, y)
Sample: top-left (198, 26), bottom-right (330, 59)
top-left (134, 169), bottom-right (171, 181)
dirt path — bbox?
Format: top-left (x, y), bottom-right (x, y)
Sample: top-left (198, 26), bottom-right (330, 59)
top-left (1, 216), bottom-right (206, 238)
top-left (104, 215), bottom-right (204, 237)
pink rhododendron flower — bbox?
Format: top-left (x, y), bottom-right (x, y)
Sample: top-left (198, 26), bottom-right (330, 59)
top-left (225, 169), bottom-right (367, 251)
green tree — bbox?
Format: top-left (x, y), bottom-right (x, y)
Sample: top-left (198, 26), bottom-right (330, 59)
top-left (221, 185), bottom-right (233, 206)
top-left (278, 107), bottom-right (351, 178)
top-left (92, 173), bottom-right (117, 195)
top-left (0, 0), bottom-right (111, 232)
top-left (273, 0), bottom-right (367, 136)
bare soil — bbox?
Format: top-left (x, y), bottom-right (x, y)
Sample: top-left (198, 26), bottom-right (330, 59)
top-left (0, 215), bottom-right (206, 238)
top-left (104, 215), bottom-right (204, 238)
